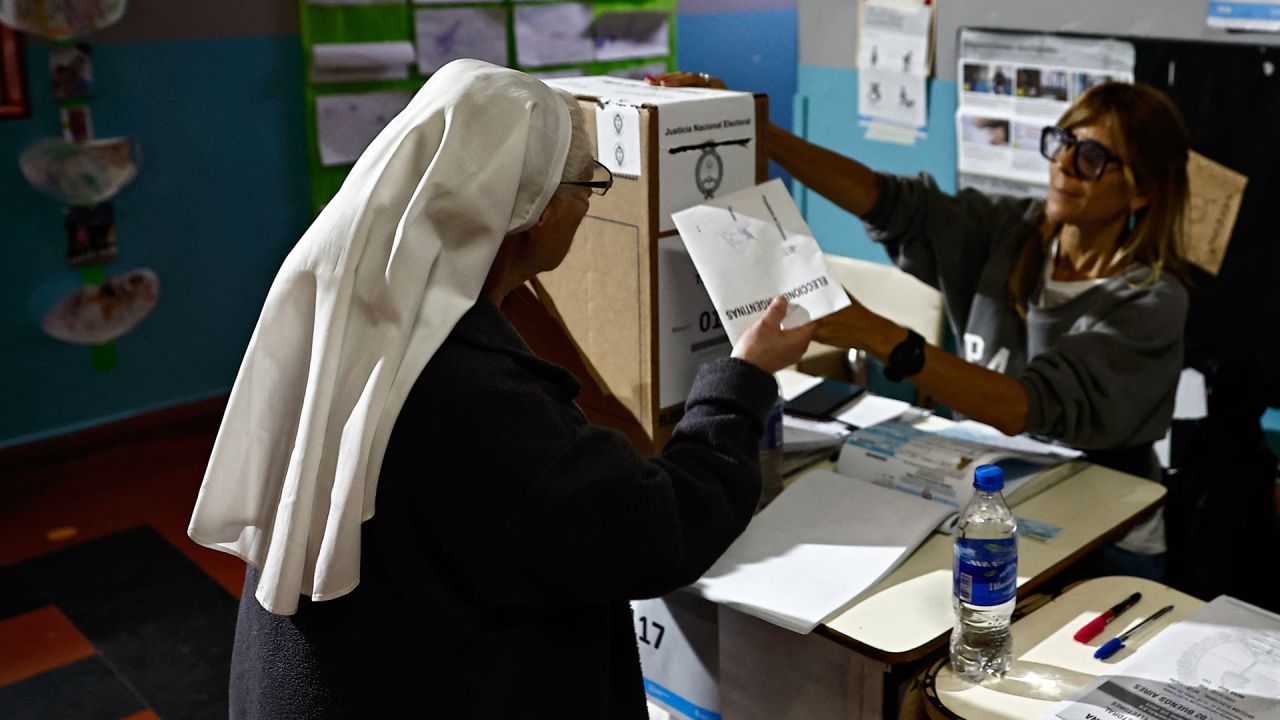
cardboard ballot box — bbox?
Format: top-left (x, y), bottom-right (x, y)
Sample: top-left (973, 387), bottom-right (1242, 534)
top-left (531, 76), bottom-right (769, 453)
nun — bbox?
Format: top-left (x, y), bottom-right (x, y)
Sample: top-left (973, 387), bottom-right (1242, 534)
top-left (188, 60), bottom-right (814, 719)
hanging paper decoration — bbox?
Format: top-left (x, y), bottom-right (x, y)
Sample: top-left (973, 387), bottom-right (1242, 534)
top-left (7, 0), bottom-right (150, 367)
top-left (41, 267), bottom-right (159, 345)
top-left (0, 0), bottom-right (126, 41)
top-left (19, 136), bottom-right (137, 205)
top-left (64, 202), bottom-right (116, 266)
top-left (50, 43), bottom-right (92, 101)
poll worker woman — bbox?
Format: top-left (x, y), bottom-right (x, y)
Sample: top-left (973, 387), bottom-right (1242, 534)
top-left (189, 60), bottom-right (814, 719)
top-left (653, 74), bottom-right (1190, 579)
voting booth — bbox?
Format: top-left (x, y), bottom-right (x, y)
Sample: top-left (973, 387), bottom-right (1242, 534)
top-left (531, 77), bottom-right (770, 453)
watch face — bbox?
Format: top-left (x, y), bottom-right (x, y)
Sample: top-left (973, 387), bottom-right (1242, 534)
top-left (885, 330), bottom-right (926, 381)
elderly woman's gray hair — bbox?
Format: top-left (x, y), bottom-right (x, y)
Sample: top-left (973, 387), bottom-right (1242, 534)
top-left (555, 89), bottom-right (593, 186)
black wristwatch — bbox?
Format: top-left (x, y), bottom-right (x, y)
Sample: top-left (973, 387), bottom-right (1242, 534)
top-left (883, 329), bottom-right (925, 382)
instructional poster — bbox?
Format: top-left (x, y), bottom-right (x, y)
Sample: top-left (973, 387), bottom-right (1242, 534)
top-left (955, 30), bottom-right (1135, 198)
top-left (857, 0), bottom-right (933, 131)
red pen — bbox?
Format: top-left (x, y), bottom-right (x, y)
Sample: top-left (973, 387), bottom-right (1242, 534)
top-left (1074, 592), bottom-right (1142, 643)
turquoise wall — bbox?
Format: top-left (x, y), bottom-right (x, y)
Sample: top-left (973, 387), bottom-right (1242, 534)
top-left (0, 36), bottom-right (311, 447)
top-left (793, 64), bottom-right (956, 261)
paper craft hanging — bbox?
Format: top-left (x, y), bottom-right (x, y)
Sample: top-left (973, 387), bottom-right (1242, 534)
top-left (20, 136), bottom-right (138, 205)
top-left (42, 267), bottom-right (159, 345)
top-left (0, 0), bottom-right (127, 40)
top-left (64, 203), bottom-right (117, 267)
top-left (50, 43), bottom-right (93, 101)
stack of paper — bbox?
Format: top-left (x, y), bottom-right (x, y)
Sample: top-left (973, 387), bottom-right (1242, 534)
top-left (692, 469), bottom-right (953, 633)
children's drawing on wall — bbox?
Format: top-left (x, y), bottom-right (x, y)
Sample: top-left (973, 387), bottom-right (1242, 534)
top-left (315, 90), bottom-right (412, 166)
top-left (515, 2), bottom-right (595, 67)
top-left (413, 6), bottom-right (508, 75)
top-left (591, 11), bottom-right (669, 63)
top-left (43, 268), bottom-right (159, 345)
top-left (50, 44), bottom-right (93, 101)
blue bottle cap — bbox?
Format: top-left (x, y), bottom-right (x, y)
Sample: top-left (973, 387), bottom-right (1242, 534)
top-left (973, 464), bottom-right (1004, 492)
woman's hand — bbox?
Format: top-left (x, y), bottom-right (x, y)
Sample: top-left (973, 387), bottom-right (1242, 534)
top-left (813, 294), bottom-right (903, 358)
top-left (732, 297), bottom-right (816, 374)
top-left (645, 71), bottom-right (726, 90)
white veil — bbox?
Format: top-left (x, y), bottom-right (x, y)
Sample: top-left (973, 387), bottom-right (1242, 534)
top-left (188, 60), bottom-right (572, 615)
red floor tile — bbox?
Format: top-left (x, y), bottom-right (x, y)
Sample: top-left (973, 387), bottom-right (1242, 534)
top-left (0, 606), bottom-right (95, 686)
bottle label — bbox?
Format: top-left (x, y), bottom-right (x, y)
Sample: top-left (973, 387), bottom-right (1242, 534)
top-left (953, 536), bottom-right (1017, 606)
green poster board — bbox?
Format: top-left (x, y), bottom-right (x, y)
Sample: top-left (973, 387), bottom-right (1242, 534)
top-left (299, 0), bottom-right (677, 213)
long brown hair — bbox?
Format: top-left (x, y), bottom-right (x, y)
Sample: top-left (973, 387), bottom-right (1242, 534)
top-left (1009, 82), bottom-right (1190, 317)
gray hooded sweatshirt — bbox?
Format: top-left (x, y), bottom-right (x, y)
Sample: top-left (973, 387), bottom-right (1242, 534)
top-left (864, 173), bottom-right (1188, 553)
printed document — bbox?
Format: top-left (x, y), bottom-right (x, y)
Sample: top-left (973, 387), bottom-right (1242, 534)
top-left (955, 29), bottom-right (1135, 198)
top-left (1045, 595), bottom-right (1280, 720)
top-left (670, 179), bottom-right (851, 343)
top-left (837, 419), bottom-right (1082, 511)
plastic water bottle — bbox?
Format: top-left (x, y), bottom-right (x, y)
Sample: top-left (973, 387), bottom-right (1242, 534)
top-left (950, 464), bottom-right (1018, 682)
top-left (757, 396), bottom-right (785, 510)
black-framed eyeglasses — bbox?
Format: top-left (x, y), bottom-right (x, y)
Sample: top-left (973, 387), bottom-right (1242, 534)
top-left (560, 159), bottom-right (614, 196)
top-left (1039, 126), bottom-right (1124, 181)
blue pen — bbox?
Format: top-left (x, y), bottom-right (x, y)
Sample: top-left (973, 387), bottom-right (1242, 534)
top-left (1094, 605), bottom-right (1174, 660)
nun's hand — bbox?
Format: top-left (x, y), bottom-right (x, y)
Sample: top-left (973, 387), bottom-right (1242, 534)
top-left (645, 71), bottom-right (727, 89)
top-left (732, 297), bottom-right (816, 374)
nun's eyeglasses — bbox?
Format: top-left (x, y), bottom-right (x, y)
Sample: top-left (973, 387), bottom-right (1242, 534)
top-left (561, 160), bottom-right (614, 196)
top-left (1040, 126), bottom-right (1124, 181)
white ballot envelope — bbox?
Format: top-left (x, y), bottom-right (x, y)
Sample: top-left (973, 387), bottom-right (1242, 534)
top-left (671, 179), bottom-right (850, 343)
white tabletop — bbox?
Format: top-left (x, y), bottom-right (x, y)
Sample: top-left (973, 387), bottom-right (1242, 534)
top-left (932, 576), bottom-right (1204, 719)
top-left (771, 372), bottom-right (1169, 662)
top-left (801, 416), bottom-right (1167, 663)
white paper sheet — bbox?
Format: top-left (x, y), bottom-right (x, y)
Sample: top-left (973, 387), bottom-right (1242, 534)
top-left (315, 91), bottom-right (412, 167)
top-left (834, 393), bottom-right (912, 429)
top-left (774, 368), bottom-right (825, 401)
top-left (692, 469), bottom-right (953, 633)
top-left (1173, 367), bottom-right (1209, 420)
top-left (311, 41), bottom-right (414, 84)
top-left (656, 235), bottom-right (732, 407)
top-left (1045, 596), bottom-right (1280, 720)
top-left (595, 102), bottom-right (642, 178)
top-left (857, 0), bottom-right (933, 130)
top-left (515, 2), bottom-right (595, 67)
top-left (593, 11), bottom-right (669, 62)
top-left (544, 76), bottom-right (757, 233)
top-left (782, 415), bottom-right (852, 453)
top-left (413, 6), bottom-right (508, 75)
top-left (670, 179), bottom-right (851, 343)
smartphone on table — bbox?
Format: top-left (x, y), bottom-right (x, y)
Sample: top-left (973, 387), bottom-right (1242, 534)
top-left (784, 378), bottom-right (866, 420)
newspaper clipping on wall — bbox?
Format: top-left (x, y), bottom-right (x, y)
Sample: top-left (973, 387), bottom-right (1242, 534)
top-left (955, 30), bottom-right (1135, 198)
